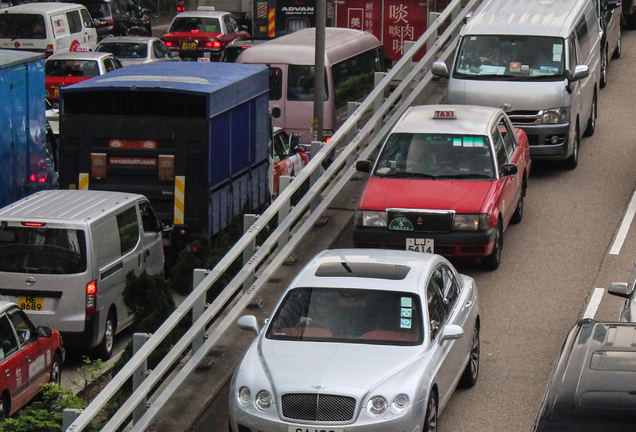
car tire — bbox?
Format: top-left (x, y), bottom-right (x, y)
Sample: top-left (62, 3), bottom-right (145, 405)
top-left (562, 122), bottom-right (579, 170)
top-left (0, 394), bottom-right (7, 421)
top-left (600, 47), bottom-right (608, 89)
top-left (97, 311), bottom-right (116, 360)
top-left (583, 90), bottom-right (597, 137)
top-left (49, 353), bottom-right (63, 385)
top-left (460, 322), bottom-right (480, 387)
top-left (482, 221), bottom-right (503, 270)
top-left (423, 390), bottom-right (438, 432)
top-left (510, 178), bottom-right (525, 224)
top-left (613, 26), bottom-right (622, 59)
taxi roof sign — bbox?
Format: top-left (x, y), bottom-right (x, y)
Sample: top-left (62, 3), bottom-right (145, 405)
top-left (434, 109), bottom-right (456, 119)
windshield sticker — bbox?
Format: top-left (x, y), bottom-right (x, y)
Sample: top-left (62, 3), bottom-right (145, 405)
top-left (401, 307), bottom-right (413, 318)
top-left (401, 297), bottom-right (413, 307)
top-left (389, 217), bottom-right (414, 231)
top-left (553, 44), bottom-right (563, 54)
top-left (553, 53), bottom-right (561, 62)
top-left (400, 318), bottom-right (412, 329)
top-left (452, 136), bottom-right (485, 147)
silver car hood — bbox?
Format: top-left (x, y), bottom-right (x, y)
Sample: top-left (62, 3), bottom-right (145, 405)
top-left (260, 338), bottom-right (421, 397)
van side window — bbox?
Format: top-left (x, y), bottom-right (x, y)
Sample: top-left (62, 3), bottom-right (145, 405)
top-left (0, 315), bottom-right (18, 360)
top-left (568, 37), bottom-right (578, 69)
top-left (574, 16), bottom-right (590, 58)
top-left (66, 10), bottom-right (82, 34)
top-left (140, 201), bottom-right (160, 232)
top-left (80, 8), bottom-right (95, 28)
top-left (116, 206), bottom-right (140, 254)
top-left (8, 309), bottom-right (37, 347)
top-left (269, 67), bottom-right (282, 101)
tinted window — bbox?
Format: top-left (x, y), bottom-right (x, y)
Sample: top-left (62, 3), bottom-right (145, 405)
top-left (45, 60), bottom-right (100, 77)
top-left (140, 201), bottom-right (160, 232)
top-left (269, 67), bottom-right (282, 100)
top-left (169, 17), bottom-right (220, 32)
top-left (80, 8), bottom-right (95, 28)
top-left (492, 127), bottom-right (508, 166)
top-left (67, 10), bottom-right (83, 34)
top-left (116, 206), bottom-right (139, 254)
top-left (0, 14), bottom-right (46, 39)
top-left (575, 16), bottom-right (590, 58)
top-left (331, 49), bottom-right (377, 110)
top-left (8, 308), bottom-right (37, 346)
top-left (287, 65), bottom-right (328, 101)
top-left (498, 116), bottom-right (516, 159)
top-left (0, 227), bottom-right (87, 274)
top-left (0, 316), bottom-right (19, 360)
top-left (427, 267), bottom-right (448, 339)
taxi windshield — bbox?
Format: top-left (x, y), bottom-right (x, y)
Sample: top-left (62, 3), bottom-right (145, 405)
top-left (374, 133), bottom-right (495, 180)
top-left (454, 35), bottom-right (565, 81)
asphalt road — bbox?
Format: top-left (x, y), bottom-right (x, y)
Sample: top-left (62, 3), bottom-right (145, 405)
top-left (177, 30), bottom-right (636, 432)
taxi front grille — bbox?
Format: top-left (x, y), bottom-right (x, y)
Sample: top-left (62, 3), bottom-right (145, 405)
top-left (281, 393), bottom-right (356, 422)
top-left (387, 209), bottom-right (454, 232)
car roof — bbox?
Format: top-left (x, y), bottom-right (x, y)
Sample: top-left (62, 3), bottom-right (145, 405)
top-left (288, 248), bottom-right (443, 292)
top-left (46, 51), bottom-right (115, 61)
top-left (0, 2), bottom-right (88, 13)
top-left (98, 36), bottom-right (160, 44)
top-left (0, 301), bottom-right (19, 314)
top-left (544, 320), bottom-right (636, 425)
top-left (172, 10), bottom-right (230, 19)
top-left (391, 104), bottom-right (502, 136)
top-left (0, 190), bottom-right (145, 222)
top-left (462, 0), bottom-right (588, 38)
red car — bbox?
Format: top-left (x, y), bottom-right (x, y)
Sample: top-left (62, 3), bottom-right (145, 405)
top-left (162, 8), bottom-right (249, 61)
top-left (45, 51), bottom-right (122, 105)
top-left (0, 301), bottom-right (64, 419)
top-left (271, 127), bottom-right (309, 198)
top-left (354, 105), bottom-right (531, 270)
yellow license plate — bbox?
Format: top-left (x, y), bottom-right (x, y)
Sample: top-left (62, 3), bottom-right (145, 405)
top-left (54, 87), bottom-right (59, 98)
top-left (18, 296), bottom-right (44, 311)
top-left (181, 41), bottom-right (197, 50)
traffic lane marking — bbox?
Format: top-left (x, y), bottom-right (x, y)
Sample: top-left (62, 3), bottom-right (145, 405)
top-left (583, 287), bottom-right (605, 320)
top-left (610, 191), bottom-right (636, 255)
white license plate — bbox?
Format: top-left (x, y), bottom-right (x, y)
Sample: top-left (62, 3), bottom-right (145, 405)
top-left (288, 426), bottom-right (343, 432)
top-left (406, 238), bottom-right (434, 253)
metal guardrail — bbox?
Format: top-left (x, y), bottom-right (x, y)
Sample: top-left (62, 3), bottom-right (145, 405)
top-left (64, 0), bottom-right (480, 430)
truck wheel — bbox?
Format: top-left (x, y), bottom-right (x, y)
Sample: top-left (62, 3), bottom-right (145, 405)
top-left (98, 312), bottom-right (116, 360)
top-left (482, 221), bottom-right (502, 270)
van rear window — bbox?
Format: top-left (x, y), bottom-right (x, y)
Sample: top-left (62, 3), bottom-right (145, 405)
top-left (0, 14), bottom-right (46, 39)
top-left (0, 227), bottom-right (87, 274)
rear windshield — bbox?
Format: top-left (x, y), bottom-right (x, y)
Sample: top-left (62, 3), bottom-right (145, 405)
top-left (169, 17), bottom-right (220, 33)
top-left (0, 227), bottom-right (87, 274)
top-left (96, 42), bottom-right (148, 58)
top-left (83, 2), bottom-right (111, 19)
top-left (45, 60), bottom-right (100, 77)
top-left (0, 14), bottom-right (46, 39)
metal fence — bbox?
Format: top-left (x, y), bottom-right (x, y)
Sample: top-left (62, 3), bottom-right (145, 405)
top-left (63, 0), bottom-right (481, 430)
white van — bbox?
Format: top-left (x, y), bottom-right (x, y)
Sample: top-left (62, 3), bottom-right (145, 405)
top-left (0, 190), bottom-right (164, 359)
top-left (0, 3), bottom-right (98, 57)
top-left (432, 0), bottom-right (601, 170)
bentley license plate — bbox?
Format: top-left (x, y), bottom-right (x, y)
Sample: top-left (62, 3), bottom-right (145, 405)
top-left (406, 238), bottom-right (434, 253)
top-left (181, 41), bottom-right (197, 50)
top-left (288, 426), bottom-right (343, 432)
top-left (18, 296), bottom-right (44, 311)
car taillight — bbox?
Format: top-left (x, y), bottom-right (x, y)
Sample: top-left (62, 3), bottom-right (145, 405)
top-left (204, 41), bottom-right (221, 48)
top-left (45, 44), bottom-right (54, 58)
top-left (86, 280), bottom-right (97, 314)
top-left (164, 41), bottom-right (173, 47)
top-left (176, 4), bottom-right (185, 11)
top-left (95, 19), bottom-right (115, 29)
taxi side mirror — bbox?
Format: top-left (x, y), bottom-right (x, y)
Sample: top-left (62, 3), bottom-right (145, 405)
top-left (37, 326), bottom-right (52, 338)
top-left (500, 163), bottom-right (518, 177)
top-left (356, 160), bottom-right (372, 173)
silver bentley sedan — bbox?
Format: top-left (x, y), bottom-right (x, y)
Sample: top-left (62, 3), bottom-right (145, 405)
top-left (230, 248), bottom-right (480, 432)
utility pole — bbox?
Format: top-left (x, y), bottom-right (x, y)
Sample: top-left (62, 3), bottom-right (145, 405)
top-left (312, 0), bottom-right (326, 142)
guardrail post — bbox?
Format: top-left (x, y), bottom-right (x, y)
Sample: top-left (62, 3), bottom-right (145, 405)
top-left (192, 269), bottom-right (209, 353)
top-left (278, 176), bottom-right (292, 248)
top-left (63, 408), bottom-right (82, 431)
top-left (242, 214), bottom-right (257, 292)
top-left (132, 332), bottom-right (152, 425)
top-left (347, 101), bottom-right (361, 146)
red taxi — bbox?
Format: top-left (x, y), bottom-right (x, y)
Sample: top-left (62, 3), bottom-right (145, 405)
top-left (0, 301), bottom-right (64, 419)
top-left (161, 8), bottom-right (249, 61)
top-left (271, 127), bottom-right (309, 198)
top-left (354, 105), bottom-right (530, 270)
top-left (45, 51), bottom-right (122, 105)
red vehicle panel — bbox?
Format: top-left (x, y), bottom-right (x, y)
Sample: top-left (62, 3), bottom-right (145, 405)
top-left (353, 105), bottom-right (530, 270)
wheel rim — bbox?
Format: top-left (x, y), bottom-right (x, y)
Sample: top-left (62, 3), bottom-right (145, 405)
top-left (104, 319), bottom-right (114, 355)
top-left (50, 360), bottom-right (61, 385)
top-left (601, 50), bottom-right (608, 83)
top-left (469, 326), bottom-right (480, 381)
top-left (493, 225), bottom-right (502, 263)
top-left (591, 96), bottom-right (597, 130)
top-left (0, 398), bottom-right (6, 420)
top-left (426, 396), bottom-right (438, 432)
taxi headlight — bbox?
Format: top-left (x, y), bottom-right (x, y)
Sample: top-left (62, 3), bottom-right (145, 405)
top-left (454, 214), bottom-right (489, 230)
top-left (355, 210), bottom-right (387, 227)
top-left (392, 394), bottom-right (410, 411)
top-left (541, 107), bottom-right (570, 124)
top-left (255, 390), bottom-right (272, 411)
top-left (367, 396), bottom-right (388, 416)
top-left (238, 386), bottom-right (251, 405)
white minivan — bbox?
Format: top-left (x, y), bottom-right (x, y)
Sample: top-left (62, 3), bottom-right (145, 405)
top-left (0, 3), bottom-right (98, 57)
top-left (0, 190), bottom-right (164, 359)
top-left (432, 0), bottom-right (601, 170)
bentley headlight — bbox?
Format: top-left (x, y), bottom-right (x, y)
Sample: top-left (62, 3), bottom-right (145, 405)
top-left (255, 390), bottom-right (273, 410)
top-left (238, 386), bottom-right (251, 405)
top-left (541, 107), bottom-right (570, 124)
top-left (367, 396), bottom-right (388, 416)
top-left (355, 210), bottom-right (387, 227)
top-left (392, 394), bottom-right (410, 411)
top-left (454, 214), bottom-right (489, 230)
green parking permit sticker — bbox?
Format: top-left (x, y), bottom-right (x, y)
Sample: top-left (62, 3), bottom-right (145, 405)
top-left (389, 217), bottom-right (413, 231)
top-left (400, 318), bottom-right (412, 329)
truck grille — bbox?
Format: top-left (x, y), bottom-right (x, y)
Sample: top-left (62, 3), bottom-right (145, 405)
top-left (281, 394), bottom-right (356, 422)
top-left (507, 110), bottom-right (541, 125)
top-left (387, 209), bottom-right (455, 232)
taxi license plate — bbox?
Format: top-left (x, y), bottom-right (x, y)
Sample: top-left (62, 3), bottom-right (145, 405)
top-left (288, 427), bottom-right (343, 432)
top-left (181, 41), bottom-right (197, 50)
top-left (18, 296), bottom-right (44, 311)
top-left (54, 87), bottom-right (59, 98)
top-left (406, 238), bottom-right (434, 253)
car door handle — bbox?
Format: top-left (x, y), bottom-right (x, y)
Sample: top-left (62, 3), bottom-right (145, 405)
top-left (4, 369), bottom-right (9, 377)
top-left (464, 300), bottom-right (473, 308)
top-left (26, 356), bottom-right (32, 362)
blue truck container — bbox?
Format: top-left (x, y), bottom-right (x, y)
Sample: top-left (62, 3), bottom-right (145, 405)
top-left (0, 50), bottom-right (57, 208)
top-left (57, 62), bottom-right (270, 244)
